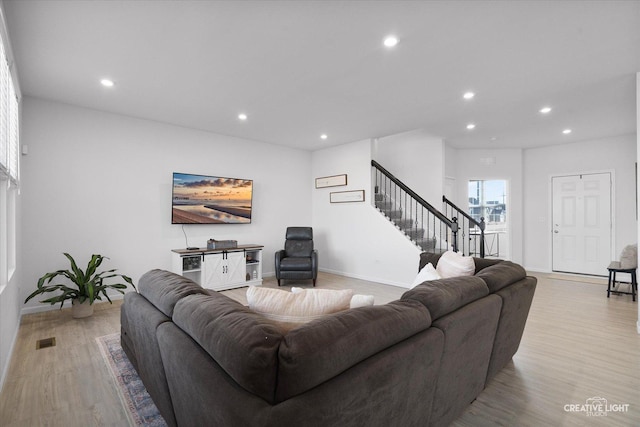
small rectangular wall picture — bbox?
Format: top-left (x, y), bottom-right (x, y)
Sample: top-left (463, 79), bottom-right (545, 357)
top-left (330, 190), bottom-right (365, 203)
top-left (315, 174), bottom-right (347, 188)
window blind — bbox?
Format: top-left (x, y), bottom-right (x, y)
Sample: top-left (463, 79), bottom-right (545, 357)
top-left (7, 77), bottom-right (17, 180)
top-left (0, 38), bottom-right (7, 177)
top-left (0, 28), bottom-right (18, 184)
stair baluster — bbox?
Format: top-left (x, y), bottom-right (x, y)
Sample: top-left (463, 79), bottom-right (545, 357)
top-left (372, 160), bottom-right (459, 254)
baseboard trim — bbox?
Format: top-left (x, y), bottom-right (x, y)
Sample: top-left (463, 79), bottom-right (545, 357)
top-left (0, 315), bottom-right (19, 393)
top-left (20, 293), bottom-right (125, 316)
top-left (318, 267), bottom-right (409, 289)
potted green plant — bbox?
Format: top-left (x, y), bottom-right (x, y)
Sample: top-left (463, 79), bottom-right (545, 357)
top-left (25, 253), bottom-right (136, 318)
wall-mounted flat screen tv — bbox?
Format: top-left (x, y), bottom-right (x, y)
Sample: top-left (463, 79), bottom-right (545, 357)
top-left (172, 172), bottom-right (253, 224)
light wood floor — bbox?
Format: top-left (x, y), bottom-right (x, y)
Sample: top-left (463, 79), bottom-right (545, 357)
top-left (0, 271), bottom-right (638, 426)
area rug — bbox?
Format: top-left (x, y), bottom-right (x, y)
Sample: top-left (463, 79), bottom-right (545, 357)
top-left (96, 333), bottom-right (168, 427)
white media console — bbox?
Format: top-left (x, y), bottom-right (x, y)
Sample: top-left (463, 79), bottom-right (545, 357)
top-left (171, 244), bottom-right (263, 291)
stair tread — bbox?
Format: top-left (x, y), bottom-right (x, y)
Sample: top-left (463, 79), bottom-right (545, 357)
top-left (373, 169), bottom-right (463, 255)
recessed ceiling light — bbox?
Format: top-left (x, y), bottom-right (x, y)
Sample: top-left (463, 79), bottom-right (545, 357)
top-left (539, 106), bottom-right (552, 114)
top-left (100, 79), bottom-right (114, 87)
top-left (238, 113), bottom-right (248, 121)
top-left (463, 92), bottom-right (475, 100)
top-left (562, 129), bottom-right (572, 134)
top-left (383, 35), bottom-right (398, 48)
top-left (466, 123), bottom-right (476, 130)
top-left (320, 134), bottom-right (328, 140)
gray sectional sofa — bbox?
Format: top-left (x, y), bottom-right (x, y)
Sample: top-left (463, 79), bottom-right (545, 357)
top-left (121, 253), bottom-right (536, 427)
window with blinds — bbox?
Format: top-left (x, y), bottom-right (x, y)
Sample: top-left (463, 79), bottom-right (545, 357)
top-left (0, 19), bottom-right (19, 290)
top-left (0, 32), bottom-right (19, 184)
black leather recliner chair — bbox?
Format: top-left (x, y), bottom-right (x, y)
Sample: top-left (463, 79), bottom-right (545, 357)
top-left (275, 227), bottom-right (318, 286)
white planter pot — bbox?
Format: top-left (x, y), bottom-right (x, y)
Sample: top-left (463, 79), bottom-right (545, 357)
top-left (71, 299), bottom-right (94, 318)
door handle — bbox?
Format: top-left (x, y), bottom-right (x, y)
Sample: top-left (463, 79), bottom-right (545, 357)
top-left (554, 230), bottom-right (559, 233)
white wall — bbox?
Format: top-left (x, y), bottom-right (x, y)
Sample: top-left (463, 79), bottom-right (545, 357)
top-left (524, 134), bottom-right (637, 272)
top-left (373, 129), bottom-right (445, 207)
top-left (636, 71), bottom-right (639, 334)
top-left (444, 144), bottom-right (458, 204)
top-left (312, 139), bottom-right (421, 287)
top-left (0, 0), bottom-right (21, 390)
top-left (453, 148), bottom-right (524, 263)
top-left (19, 97), bottom-right (312, 312)
top-left (0, 212), bottom-right (20, 389)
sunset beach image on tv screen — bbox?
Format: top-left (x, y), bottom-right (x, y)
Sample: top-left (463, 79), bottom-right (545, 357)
top-left (172, 173), bottom-right (253, 224)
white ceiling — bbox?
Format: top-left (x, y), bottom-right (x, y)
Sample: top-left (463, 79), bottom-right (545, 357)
top-left (3, 0), bottom-right (639, 151)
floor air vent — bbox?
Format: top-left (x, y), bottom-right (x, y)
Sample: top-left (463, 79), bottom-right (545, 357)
top-left (36, 337), bottom-right (56, 350)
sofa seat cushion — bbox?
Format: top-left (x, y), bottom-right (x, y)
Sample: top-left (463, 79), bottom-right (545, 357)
top-left (401, 276), bottom-right (489, 320)
top-left (172, 292), bottom-right (284, 404)
top-left (279, 257), bottom-right (313, 271)
top-left (276, 299), bottom-right (432, 402)
top-left (247, 286), bottom-right (353, 332)
top-left (138, 269), bottom-right (208, 317)
top-left (475, 261), bottom-right (526, 293)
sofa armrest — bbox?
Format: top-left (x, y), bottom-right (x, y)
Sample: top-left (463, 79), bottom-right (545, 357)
top-left (475, 261), bottom-right (526, 293)
top-left (138, 269), bottom-right (207, 317)
top-left (486, 276), bottom-right (537, 382)
top-left (173, 292), bottom-right (284, 403)
top-left (121, 290), bottom-right (178, 426)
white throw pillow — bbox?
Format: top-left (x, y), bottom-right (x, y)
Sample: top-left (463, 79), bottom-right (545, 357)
top-left (436, 251), bottom-right (475, 278)
top-left (246, 286), bottom-right (353, 332)
top-left (292, 287), bottom-right (373, 308)
top-left (411, 262), bottom-right (441, 288)
top-left (349, 294), bottom-right (375, 308)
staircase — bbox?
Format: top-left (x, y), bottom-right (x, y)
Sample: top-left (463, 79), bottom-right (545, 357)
top-left (372, 160), bottom-right (459, 254)
top-left (374, 192), bottom-right (436, 251)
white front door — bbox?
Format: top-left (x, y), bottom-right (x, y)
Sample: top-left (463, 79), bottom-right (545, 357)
top-left (552, 173), bottom-right (612, 275)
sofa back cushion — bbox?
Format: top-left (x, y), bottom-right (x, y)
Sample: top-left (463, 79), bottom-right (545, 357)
top-left (138, 269), bottom-right (208, 318)
top-left (475, 261), bottom-right (526, 293)
top-left (276, 300), bottom-right (431, 402)
top-left (401, 276), bottom-right (489, 320)
top-left (418, 252), bottom-right (443, 272)
top-left (172, 292), bottom-right (284, 403)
